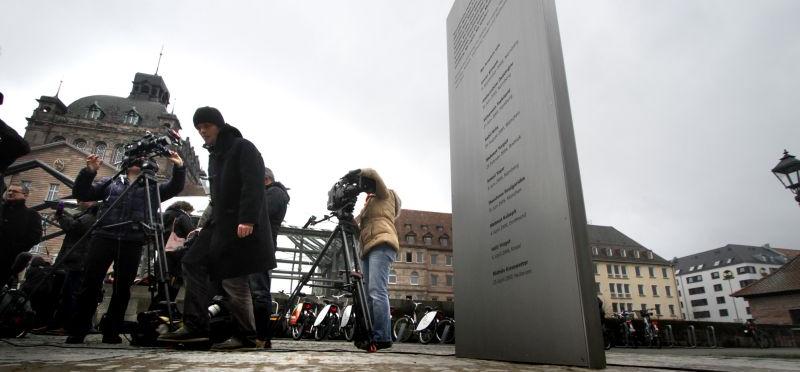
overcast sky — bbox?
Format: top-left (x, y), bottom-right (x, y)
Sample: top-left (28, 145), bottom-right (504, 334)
top-left (2, 0), bottom-right (799, 261)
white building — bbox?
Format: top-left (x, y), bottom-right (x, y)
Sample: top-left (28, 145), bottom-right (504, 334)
top-left (674, 244), bottom-right (791, 323)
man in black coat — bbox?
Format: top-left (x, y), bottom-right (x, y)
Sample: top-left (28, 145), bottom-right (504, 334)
top-left (66, 152), bottom-right (185, 344)
top-left (160, 106), bottom-right (275, 350)
top-left (249, 167), bottom-right (289, 347)
top-left (0, 184), bottom-right (42, 287)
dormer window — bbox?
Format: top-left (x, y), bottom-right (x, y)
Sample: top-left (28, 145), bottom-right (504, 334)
top-left (634, 250), bottom-right (641, 259)
top-left (405, 233), bottom-right (416, 245)
top-left (124, 108), bottom-right (141, 125)
top-left (647, 251), bottom-right (654, 259)
top-left (85, 102), bottom-right (104, 120)
top-left (423, 234), bottom-right (433, 245)
top-left (439, 235), bottom-right (449, 247)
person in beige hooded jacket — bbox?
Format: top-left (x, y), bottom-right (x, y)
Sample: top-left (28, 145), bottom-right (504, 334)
top-left (355, 168), bottom-right (401, 349)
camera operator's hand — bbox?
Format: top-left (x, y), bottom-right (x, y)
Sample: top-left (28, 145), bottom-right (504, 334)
top-left (85, 154), bottom-right (101, 172)
top-left (237, 223), bottom-right (254, 238)
top-left (167, 150), bottom-right (184, 167)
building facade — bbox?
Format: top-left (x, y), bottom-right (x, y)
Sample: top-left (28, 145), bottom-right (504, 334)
top-left (589, 225), bottom-right (682, 320)
top-left (6, 72), bottom-right (206, 259)
top-left (674, 244), bottom-right (790, 323)
top-left (389, 209), bottom-right (454, 301)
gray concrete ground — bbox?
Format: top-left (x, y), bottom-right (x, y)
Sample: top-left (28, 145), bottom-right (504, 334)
top-left (0, 335), bottom-right (799, 371)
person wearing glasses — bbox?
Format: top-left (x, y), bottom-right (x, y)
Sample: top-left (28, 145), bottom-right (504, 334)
top-left (0, 184), bottom-right (43, 287)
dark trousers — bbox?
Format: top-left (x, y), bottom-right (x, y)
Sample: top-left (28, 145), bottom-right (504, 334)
top-left (249, 271), bottom-right (272, 341)
top-left (67, 236), bottom-right (143, 336)
top-left (51, 269), bottom-right (82, 329)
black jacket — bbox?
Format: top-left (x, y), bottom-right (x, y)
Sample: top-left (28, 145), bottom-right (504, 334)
top-left (201, 124), bottom-right (275, 281)
top-left (162, 206), bottom-right (194, 241)
top-left (265, 182), bottom-right (289, 246)
top-left (73, 165), bottom-right (186, 242)
top-left (53, 207), bottom-right (98, 271)
top-left (0, 200), bottom-right (42, 284)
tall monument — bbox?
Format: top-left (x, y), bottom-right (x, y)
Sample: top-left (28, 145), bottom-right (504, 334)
top-left (447, 0), bottom-right (605, 368)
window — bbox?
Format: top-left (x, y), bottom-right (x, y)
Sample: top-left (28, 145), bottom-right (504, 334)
top-left (626, 303), bottom-right (633, 312)
top-left (439, 236), bottom-right (449, 246)
top-left (697, 264), bottom-right (704, 270)
top-left (445, 255), bottom-right (453, 266)
top-left (404, 223), bottom-right (412, 231)
top-left (713, 284), bottom-right (723, 292)
top-left (416, 251), bottom-right (424, 263)
top-left (612, 303), bottom-right (618, 313)
top-left (621, 266), bottom-right (628, 277)
top-left (655, 304), bottom-right (661, 316)
top-left (711, 272), bottom-right (720, 279)
top-left (94, 142), bottom-right (107, 160)
top-left (635, 266), bottom-right (641, 277)
top-left (737, 266), bottom-right (756, 275)
top-left (436, 225), bottom-right (443, 232)
top-left (634, 250), bottom-right (641, 259)
top-left (410, 271), bottom-right (419, 285)
top-left (739, 279), bottom-right (756, 288)
top-left (607, 264), bottom-right (613, 276)
top-left (686, 275), bottom-right (703, 284)
top-left (622, 249), bottom-right (627, 257)
top-left (641, 303), bottom-right (647, 312)
top-left (648, 267), bottom-right (655, 278)
top-left (669, 304), bottom-right (675, 316)
top-left (713, 260), bottom-right (721, 267)
top-left (716, 296), bottom-right (725, 304)
top-left (124, 110), bottom-right (140, 125)
top-left (688, 287), bottom-right (706, 295)
top-left (623, 284), bottom-right (630, 296)
top-left (638, 284), bottom-right (645, 296)
top-left (609, 283), bottom-right (616, 294)
top-left (446, 275), bottom-right (453, 286)
top-left (726, 258), bottom-right (733, 264)
top-left (50, 136), bottom-right (66, 143)
top-left (693, 311), bottom-right (711, 319)
top-left (405, 252), bottom-right (412, 263)
top-left (430, 254), bottom-right (438, 265)
top-left (690, 266), bottom-right (696, 272)
top-left (651, 285), bottom-right (658, 297)
top-left (46, 183), bottom-right (59, 201)
top-left (86, 103), bottom-right (104, 120)
top-left (595, 282), bottom-right (601, 293)
top-left (647, 251), bottom-right (654, 259)
top-left (690, 299), bottom-right (708, 307)
top-left (388, 270), bottom-right (397, 284)
top-left (606, 248), bottom-right (612, 256)
top-left (423, 235), bottom-right (432, 245)
top-left (665, 286), bottom-right (672, 297)
top-left (430, 274), bottom-right (438, 286)
top-left (73, 138), bottom-right (87, 151)
top-left (431, 296), bottom-right (438, 301)
top-left (112, 145), bottom-right (125, 166)
top-left (616, 283), bottom-right (623, 296)
top-left (405, 234), bottom-right (416, 245)
top-left (421, 224), bottom-right (428, 231)
top-left (592, 246), bottom-right (599, 255)
top-left (21, 180), bottom-right (32, 192)
top-left (675, 269), bottom-right (681, 275)
top-left (613, 265), bottom-right (620, 276)
top-left (662, 268), bottom-right (668, 278)
top-left (719, 309), bottom-right (729, 317)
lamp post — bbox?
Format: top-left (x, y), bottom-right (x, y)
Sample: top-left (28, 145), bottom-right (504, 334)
top-left (771, 150), bottom-right (800, 206)
top-left (723, 270), bottom-right (741, 323)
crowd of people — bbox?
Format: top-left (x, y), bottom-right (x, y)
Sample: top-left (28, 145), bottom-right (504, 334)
top-left (1, 104), bottom-right (401, 352)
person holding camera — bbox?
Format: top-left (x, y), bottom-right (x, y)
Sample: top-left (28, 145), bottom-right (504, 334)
top-left (353, 168), bottom-right (401, 350)
top-left (160, 106), bottom-right (275, 350)
top-left (65, 152), bottom-right (185, 344)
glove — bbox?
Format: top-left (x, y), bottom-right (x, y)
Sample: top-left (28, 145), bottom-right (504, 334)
top-left (54, 201), bottom-right (65, 216)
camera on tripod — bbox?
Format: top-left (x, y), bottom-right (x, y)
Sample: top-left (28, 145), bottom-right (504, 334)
top-left (118, 130), bottom-right (182, 170)
top-left (326, 170), bottom-right (376, 215)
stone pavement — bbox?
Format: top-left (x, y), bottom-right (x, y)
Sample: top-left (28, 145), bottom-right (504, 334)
top-left (0, 335), bottom-right (799, 371)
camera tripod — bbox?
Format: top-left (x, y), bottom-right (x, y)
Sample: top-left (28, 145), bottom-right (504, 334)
top-left (33, 160), bottom-right (178, 334)
top-left (282, 208), bottom-right (376, 351)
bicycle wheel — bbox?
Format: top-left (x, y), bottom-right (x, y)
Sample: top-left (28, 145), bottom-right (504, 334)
top-left (314, 322), bottom-right (329, 341)
top-left (393, 317), bottom-right (413, 343)
top-left (290, 322), bottom-right (304, 340)
top-left (435, 319), bottom-right (455, 343)
top-left (344, 325), bottom-right (355, 341)
top-left (419, 328), bottom-right (435, 344)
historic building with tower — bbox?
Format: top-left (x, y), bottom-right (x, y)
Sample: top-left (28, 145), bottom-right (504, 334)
top-left (6, 72), bottom-right (206, 259)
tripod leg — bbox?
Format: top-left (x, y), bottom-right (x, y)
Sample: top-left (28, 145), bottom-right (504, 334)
top-left (142, 175), bottom-right (175, 328)
top-left (340, 227), bottom-right (375, 351)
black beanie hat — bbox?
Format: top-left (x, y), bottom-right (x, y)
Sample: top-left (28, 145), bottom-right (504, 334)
top-left (193, 106), bottom-right (225, 128)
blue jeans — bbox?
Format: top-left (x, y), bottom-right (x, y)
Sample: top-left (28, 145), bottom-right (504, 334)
top-left (361, 244), bottom-right (396, 343)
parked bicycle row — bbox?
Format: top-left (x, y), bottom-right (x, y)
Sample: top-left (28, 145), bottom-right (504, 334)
top-left (281, 294), bottom-right (455, 344)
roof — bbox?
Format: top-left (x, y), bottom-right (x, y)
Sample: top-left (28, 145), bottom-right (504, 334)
top-left (674, 244), bottom-right (789, 274)
top-left (771, 248), bottom-right (800, 260)
top-left (66, 95), bottom-right (168, 127)
top-left (732, 254), bottom-right (800, 297)
top-left (586, 225), bottom-right (671, 265)
top-left (394, 209), bottom-right (452, 248)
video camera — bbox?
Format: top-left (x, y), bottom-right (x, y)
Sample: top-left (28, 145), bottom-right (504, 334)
top-left (326, 170), bottom-right (376, 217)
top-left (119, 130), bottom-right (182, 170)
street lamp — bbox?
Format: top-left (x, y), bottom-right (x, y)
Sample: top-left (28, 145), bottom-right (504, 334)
top-left (771, 150), bottom-right (800, 205)
top-left (723, 270), bottom-right (742, 323)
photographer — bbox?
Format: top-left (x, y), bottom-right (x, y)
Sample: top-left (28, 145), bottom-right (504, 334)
top-left (354, 168), bottom-right (401, 350)
top-left (65, 152), bottom-right (185, 344)
top-left (1, 184), bottom-right (42, 287)
top-left (160, 107), bottom-right (275, 350)
top-left (0, 92), bottom-right (31, 199)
